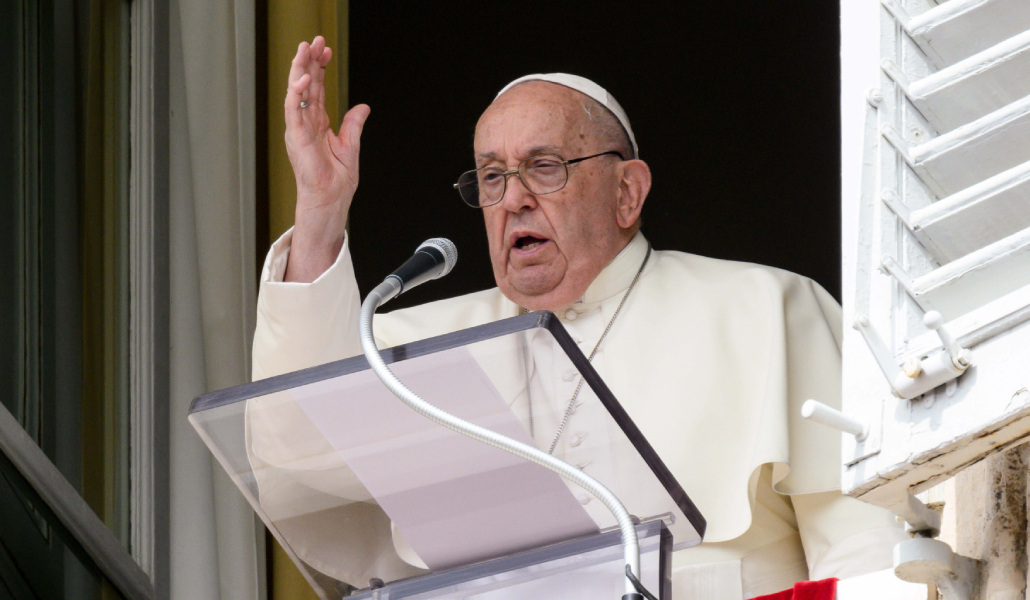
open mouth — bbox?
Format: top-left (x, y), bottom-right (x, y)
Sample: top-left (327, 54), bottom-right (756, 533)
top-left (514, 236), bottom-right (549, 251)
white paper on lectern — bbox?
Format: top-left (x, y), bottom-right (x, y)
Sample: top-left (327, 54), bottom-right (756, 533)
top-left (290, 346), bottom-right (600, 570)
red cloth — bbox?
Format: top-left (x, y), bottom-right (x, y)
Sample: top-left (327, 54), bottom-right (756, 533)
top-left (754, 578), bottom-right (838, 600)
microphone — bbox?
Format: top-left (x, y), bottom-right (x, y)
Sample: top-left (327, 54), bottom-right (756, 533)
top-left (380, 238), bottom-right (458, 302)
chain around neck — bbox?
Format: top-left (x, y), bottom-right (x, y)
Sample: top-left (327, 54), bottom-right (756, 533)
top-left (520, 242), bottom-right (652, 454)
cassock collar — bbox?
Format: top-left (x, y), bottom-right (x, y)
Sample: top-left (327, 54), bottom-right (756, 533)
top-left (577, 231), bottom-right (649, 306)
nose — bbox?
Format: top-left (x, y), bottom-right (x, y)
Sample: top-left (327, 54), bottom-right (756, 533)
top-left (499, 172), bottom-right (537, 213)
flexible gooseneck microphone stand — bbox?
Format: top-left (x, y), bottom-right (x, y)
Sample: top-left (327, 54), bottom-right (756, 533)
top-left (359, 273), bottom-right (655, 599)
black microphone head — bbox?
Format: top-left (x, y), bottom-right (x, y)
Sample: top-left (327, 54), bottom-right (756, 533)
top-left (417, 238), bottom-right (458, 278)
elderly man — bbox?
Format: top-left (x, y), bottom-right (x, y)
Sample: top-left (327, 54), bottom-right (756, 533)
top-left (250, 37), bottom-right (921, 598)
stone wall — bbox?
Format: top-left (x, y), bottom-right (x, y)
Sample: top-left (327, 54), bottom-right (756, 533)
top-left (937, 443), bottom-right (1030, 599)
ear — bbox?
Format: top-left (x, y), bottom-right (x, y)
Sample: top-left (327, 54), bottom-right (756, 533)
top-left (615, 159), bottom-right (651, 230)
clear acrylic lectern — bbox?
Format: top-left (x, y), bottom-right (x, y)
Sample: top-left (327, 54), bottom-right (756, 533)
top-left (189, 311), bottom-right (705, 599)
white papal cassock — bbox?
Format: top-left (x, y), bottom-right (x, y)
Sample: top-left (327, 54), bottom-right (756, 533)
top-left (249, 229), bottom-right (924, 598)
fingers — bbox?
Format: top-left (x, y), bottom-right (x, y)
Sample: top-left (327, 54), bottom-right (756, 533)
top-left (309, 35), bottom-right (326, 60)
top-left (285, 41), bottom-right (312, 128)
top-left (341, 104), bottom-right (372, 149)
top-left (289, 73), bottom-right (312, 97)
top-left (328, 104), bottom-right (371, 166)
top-left (305, 36), bottom-right (327, 111)
top-left (316, 47), bottom-right (333, 108)
top-left (285, 35), bottom-right (336, 131)
top-left (288, 40), bottom-right (309, 85)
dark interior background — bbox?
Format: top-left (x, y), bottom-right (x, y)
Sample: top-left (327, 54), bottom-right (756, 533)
top-left (348, 1), bottom-right (841, 311)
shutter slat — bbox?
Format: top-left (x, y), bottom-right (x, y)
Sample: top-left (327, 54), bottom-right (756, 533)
top-left (883, 30), bottom-right (1030, 132)
top-left (882, 96), bottom-right (1030, 197)
top-left (882, 227), bottom-right (1030, 320)
top-left (884, 0), bottom-right (1030, 68)
top-left (882, 161), bottom-right (1030, 263)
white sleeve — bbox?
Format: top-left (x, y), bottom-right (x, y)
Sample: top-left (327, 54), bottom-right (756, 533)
top-left (252, 227), bottom-right (364, 380)
top-left (247, 229), bottom-right (428, 584)
top-left (792, 491), bottom-right (927, 597)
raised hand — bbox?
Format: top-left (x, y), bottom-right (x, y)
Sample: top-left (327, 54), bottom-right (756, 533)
top-left (283, 36), bottom-right (371, 282)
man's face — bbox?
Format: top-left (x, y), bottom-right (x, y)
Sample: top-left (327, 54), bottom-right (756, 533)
top-left (474, 82), bottom-right (630, 311)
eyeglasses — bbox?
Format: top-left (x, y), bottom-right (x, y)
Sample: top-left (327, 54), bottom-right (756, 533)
top-left (453, 151), bottom-right (625, 208)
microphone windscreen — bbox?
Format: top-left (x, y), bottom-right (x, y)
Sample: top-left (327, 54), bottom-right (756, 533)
top-left (418, 238), bottom-right (458, 277)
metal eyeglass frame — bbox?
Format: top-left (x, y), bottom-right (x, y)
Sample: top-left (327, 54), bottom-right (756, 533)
top-left (453, 150), bottom-right (626, 208)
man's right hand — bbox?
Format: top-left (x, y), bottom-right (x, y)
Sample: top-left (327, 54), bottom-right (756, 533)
top-left (283, 35), bottom-right (371, 283)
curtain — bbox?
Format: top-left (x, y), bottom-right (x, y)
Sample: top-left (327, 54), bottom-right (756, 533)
top-left (266, 0), bottom-right (345, 239)
top-left (264, 1), bottom-right (345, 598)
top-left (169, 0), bottom-right (262, 598)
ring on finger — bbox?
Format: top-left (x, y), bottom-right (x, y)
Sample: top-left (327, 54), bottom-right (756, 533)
top-left (300, 100), bottom-right (309, 108)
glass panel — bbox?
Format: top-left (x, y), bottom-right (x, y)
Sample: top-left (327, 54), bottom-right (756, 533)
top-left (1, 0), bottom-right (65, 555)
top-left (0, 0), bottom-right (42, 445)
top-left (1, 0), bottom-right (134, 581)
top-left (1, 0), bottom-right (132, 532)
top-left (78, 0), bottom-right (132, 546)
top-left (190, 313), bottom-right (702, 598)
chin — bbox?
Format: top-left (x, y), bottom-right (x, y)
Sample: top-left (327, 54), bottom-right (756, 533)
top-left (501, 279), bottom-right (583, 312)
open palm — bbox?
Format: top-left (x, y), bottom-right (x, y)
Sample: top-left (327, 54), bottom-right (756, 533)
top-left (284, 36), bottom-right (370, 215)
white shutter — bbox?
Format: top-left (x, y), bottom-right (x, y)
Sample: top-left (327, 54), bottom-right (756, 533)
top-left (840, 0), bottom-right (1030, 514)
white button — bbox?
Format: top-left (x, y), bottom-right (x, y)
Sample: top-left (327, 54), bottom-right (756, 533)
top-left (576, 493), bottom-right (592, 505)
top-left (569, 434), bottom-right (584, 447)
top-left (565, 309), bottom-right (578, 320)
top-left (562, 370), bottom-right (576, 382)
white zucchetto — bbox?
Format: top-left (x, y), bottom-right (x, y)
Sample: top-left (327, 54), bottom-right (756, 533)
top-left (496, 73), bottom-right (639, 159)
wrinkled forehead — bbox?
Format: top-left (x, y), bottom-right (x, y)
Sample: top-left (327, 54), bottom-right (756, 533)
top-left (474, 82), bottom-right (593, 164)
